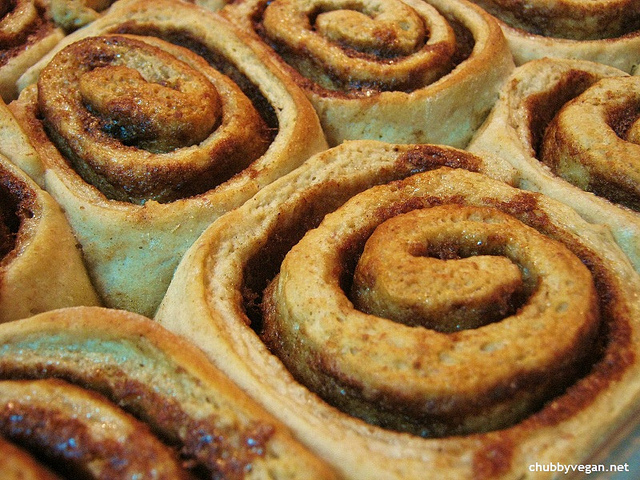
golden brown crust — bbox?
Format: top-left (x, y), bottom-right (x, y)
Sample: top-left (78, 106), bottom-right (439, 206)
top-left (0, 306), bottom-right (338, 479)
top-left (0, 153), bottom-right (100, 323)
top-left (157, 141), bottom-right (640, 478)
top-left (468, 58), bottom-right (640, 271)
top-left (9, 0), bottom-right (327, 316)
top-left (222, 0), bottom-right (515, 146)
top-left (467, 0), bottom-right (640, 71)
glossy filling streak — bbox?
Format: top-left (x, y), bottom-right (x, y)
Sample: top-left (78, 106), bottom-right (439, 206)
top-left (253, 0), bottom-right (473, 95)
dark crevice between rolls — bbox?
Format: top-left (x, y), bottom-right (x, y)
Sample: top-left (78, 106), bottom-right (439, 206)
top-left (0, 167), bottom-right (35, 261)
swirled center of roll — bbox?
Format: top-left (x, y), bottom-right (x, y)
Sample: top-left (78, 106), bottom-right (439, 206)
top-left (540, 76), bottom-right (640, 211)
top-left (36, 35), bottom-right (271, 203)
top-left (262, 193), bottom-right (600, 437)
top-left (314, 6), bottom-right (424, 57)
top-left (351, 207), bottom-right (528, 332)
top-left (469, 0), bottom-right (640, 40)
top-left (261, 0), bottom-right (456, 92)
top-left (79, 64), bottom-right (220, 153)
top-left (0, 0), bottom-right (39, 46)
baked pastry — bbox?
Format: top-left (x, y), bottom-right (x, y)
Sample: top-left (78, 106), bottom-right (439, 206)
top-left (157, 141), bottom-right (640, 478)
top-left (9, 0), bottom-right (327, 316)
top-left (221, 0), bottom-right (514, 146)
top-left (0, 0), bottom-right (122, 102)
top-left (467, 0), bottom-right (640, 72)
top-left (0, 0), bottom-right (65, 102)
top-left (0, 306), bottom-right (337, 479)
top-left (0, 151), bottom-right (100, 323)
top-left (0, 97), bottom-right (42, 183)
top-left (468, 57), bottom-right (640, 271)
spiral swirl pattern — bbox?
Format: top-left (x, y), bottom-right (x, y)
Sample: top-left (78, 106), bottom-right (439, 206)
top-left (261, 0), bottom-right (456, 93)
top-left (262, 175), bottom-right (599, 437)
top-left (468, 58), bottom-right (640, 271)
top-left (468, 0), bottom-right (640, 71)
top-left (541, 76), bottom-right (640, 211)
top-left (37, 34), bottom-right (270, 204)
top-left (222, 0), bottom-right (514, 146)
top-left (157, 141), bottom-right (640, 478)
top-left (8, 0), bottom-right (327, 316)
top-left (0, 0), bottom-right (64, 101)
top-left (0, 307), bottom-right (337, 479)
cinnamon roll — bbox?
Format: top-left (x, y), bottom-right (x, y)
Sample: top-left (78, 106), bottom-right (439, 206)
top-left (467, 0), bottom-right (640, 72)
top-left (221, 0), bottom-right (514, 146)
top-left (0, 0), bottom-right (64, 101)
top-left (0, 152), bottom-right (100, 323)
top-left (0, 0), bottom-right (123, 102)
top-left (0, 306), bottom-right (337, 479)
top-left (157, 141), bottom-right (640, 478)
top-left (468, 57), bottom-right (640, 271)
top-left (9, 0), bottom-right (327, 316)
